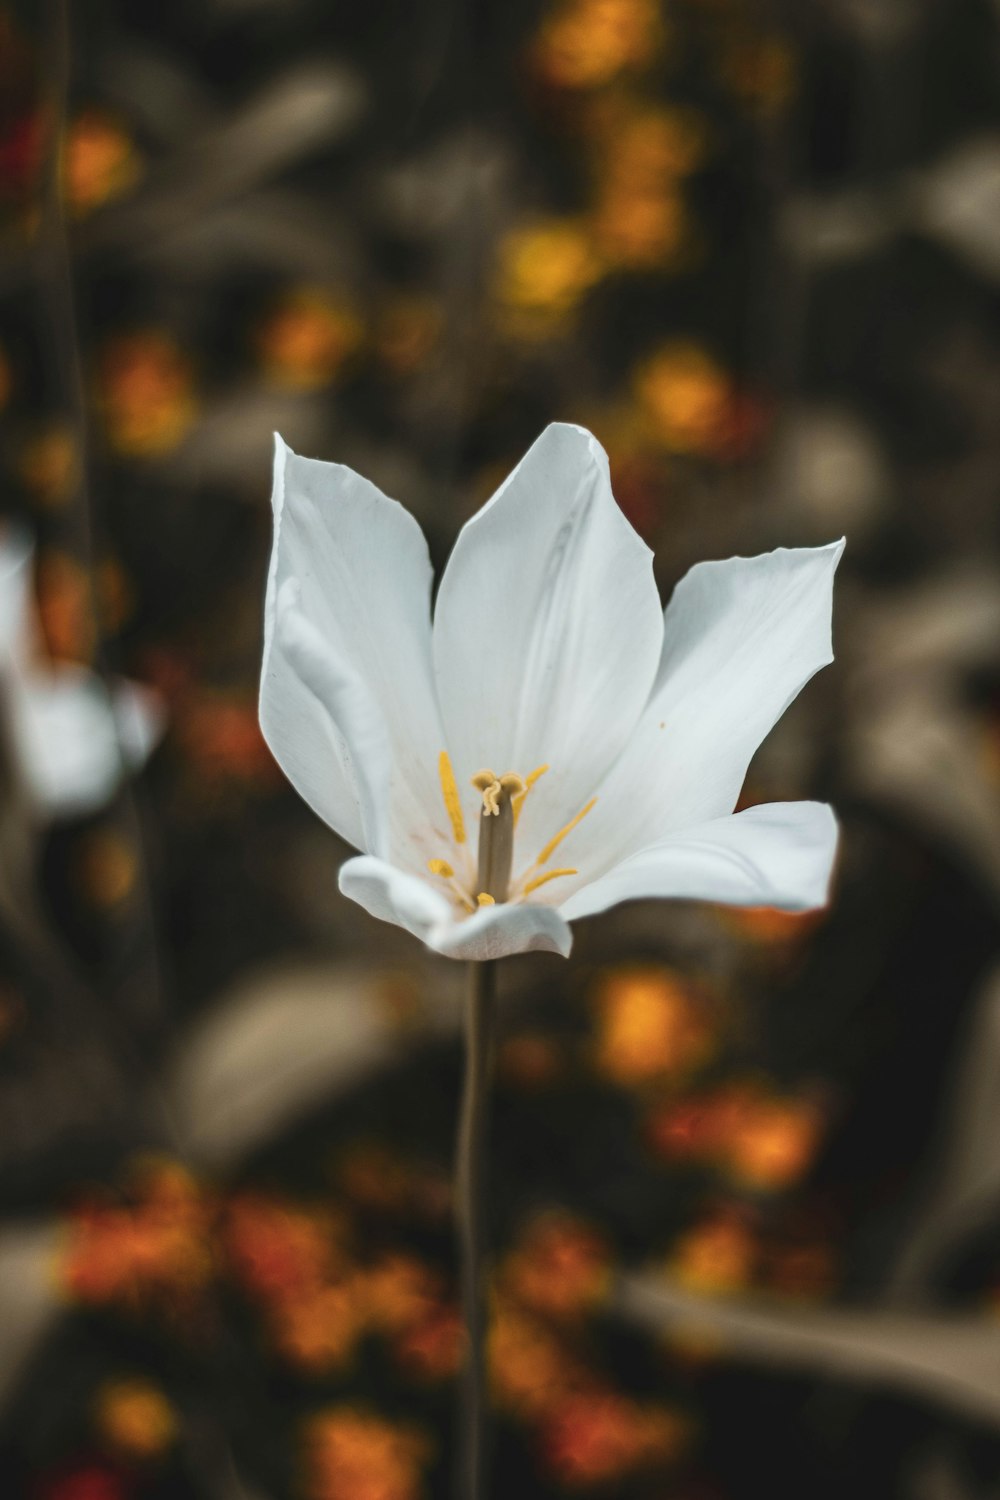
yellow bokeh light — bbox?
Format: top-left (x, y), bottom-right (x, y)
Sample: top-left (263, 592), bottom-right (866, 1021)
top-left (633, 341), bottom-right (730, 453)
top-left (256, 289), bottom-right (363, 390)
top-left (95, 1378), bottom-right (176, 1459)
top-left (532, 0), bottom-right (665, 89)
top-left (98, 332), bottom-right (196, 457)
top-left (64, 109), bottom-right (140, 217)
top-left (494, 219), bottom-right (603, 332)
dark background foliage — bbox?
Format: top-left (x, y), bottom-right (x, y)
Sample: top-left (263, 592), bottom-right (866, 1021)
top-left (1, 0), bottom-right (999, 1496)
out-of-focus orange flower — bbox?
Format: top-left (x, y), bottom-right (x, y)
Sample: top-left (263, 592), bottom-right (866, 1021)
top-left (223, 1193), bottom-right (365, 1372)
top-left (668, 1209), bottom-right (758, 1295)
top-left (591, 964), bottom-right (713, 1085)
top-left (364, 1253), bottom-right (440, 1335)
top-left (256, 289), bottom-right (363, 390)
top-left (95, 1377), bottom-right (176, 1459)
top-left (274, 1279), bottom-right (366, 1373)
top-left (98, 332), bottom-right (196, 457)
top-left (633, 342), bottom-right (731, 454)
top-left (36, 550), bottom-right (95, 663)
top-left (77, 830), bottom-right (138, 909)
top-left (63, 109), bottom-right (139, 216)
top-left (501, 1213), bottom-right (610, 1320)
top-left (648, 1082), bottom-right (823, 1192)
top-left (489, 1305), bottom-right (585, 1418)
top-left (303, 1406), bottom-right (431, 1500)
top-left (726, 1095), bottom-right (823, 1192)
top-left (494, 219), bottom-right (603, 331)
top-left (20, 427), bottom-right (79, 508)
top-left (720, 34), bottom-right (796, 118)
top-left (588, 105), bottom-right (705, 269)
top-left (375, 298), bottom-right (442, 377)
top-left (175, 691), bottom-right (277, 786)
top-left (61, 1158), bottom-right (214, 1312)
top-left (593, 103), bottom-right (707, 181)
top-left (592, 185), bottom-right (687, 270)
top-left (539, 1390), bottom-right (687, 1486)
top-left (531, 0), bottom-right (665, 90)
top-left (224, 1193), bottom-right (339, 1302)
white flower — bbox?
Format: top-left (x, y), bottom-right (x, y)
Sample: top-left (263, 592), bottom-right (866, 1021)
top-left (260, 424), bottom-right (842, 961)
top-left (0, 530), bottom-right (163, 819)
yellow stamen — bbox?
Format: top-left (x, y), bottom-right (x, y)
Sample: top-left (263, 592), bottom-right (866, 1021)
top-left (477, 892), bottom-right (496, 906)
top-left (535, 797), bottom-right (597, 866)
top-left (513, 763), bottom-right (549, 827)
top-left (522, 867), bottom-right (577, 896)
top-left (427, 855), bottom-right (476, 912)
top-left (438, 751), bottom-right (466, 844)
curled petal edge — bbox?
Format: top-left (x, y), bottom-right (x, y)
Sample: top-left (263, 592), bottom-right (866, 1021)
top-left (339, 855), bottom-right (572, 960)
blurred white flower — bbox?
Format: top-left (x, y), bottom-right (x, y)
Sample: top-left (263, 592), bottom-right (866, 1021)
top-left (909, 134), bottom-right (1000, 280)
top-left (260, 424), bottom-right (842, 961)
top-left (0, 530), bottom-right (163, 819)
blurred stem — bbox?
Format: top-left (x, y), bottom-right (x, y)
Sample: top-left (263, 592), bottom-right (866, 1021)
top-left (455, 958), bottom-right (497, 1500)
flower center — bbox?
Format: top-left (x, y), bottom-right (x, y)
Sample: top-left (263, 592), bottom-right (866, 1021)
top-left (427, 752), bottom-right (596, 912)
top-left (471, 769), bottom-right (524, 902)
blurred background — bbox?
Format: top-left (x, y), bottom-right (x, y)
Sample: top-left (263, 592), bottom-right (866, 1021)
top-left (1, 0), bottom-right (1000, 1496)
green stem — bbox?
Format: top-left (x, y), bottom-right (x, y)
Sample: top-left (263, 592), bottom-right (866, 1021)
top-left (455, 958), bottom-right (497, 1500)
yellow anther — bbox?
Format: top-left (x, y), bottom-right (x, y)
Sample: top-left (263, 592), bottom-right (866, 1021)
top-left (535, 797), bottom-right (597, 866)
top-left (522, 867), bottom-right (577, 897)
top-left (513, 763), bottom-right (549, 827)
top-left (438, 751), bottom-right (466, 844)
top-left (427, 858), bottom-right (454, 878)
top-left (477, 892), bottom-right (496, 906)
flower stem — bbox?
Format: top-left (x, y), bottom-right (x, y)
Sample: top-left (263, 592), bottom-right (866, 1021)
top-left (455, 957), bottom-right (497, 1500)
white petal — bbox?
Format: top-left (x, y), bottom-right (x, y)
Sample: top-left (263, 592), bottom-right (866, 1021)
top-left (112, 680), bottom-right (166, 769)
top-left (573, 541), bottom-right (844, 872)
top-left (260, 436), bottom-right (444, 860)
top-left (0, 528), bottom-right (34, 654)
top-left (432, 424), bottom-right (663, 849)
top-left (560, 801), bottom-right (838, 922)
top-left (275, 583), bottom-right (390, 855)
top-left (339, 855), bottom-right (572, 960)
top-left (14, 670), bottom-right (132, 818)
top-left (339, 855), bottom-right (452, 941)
top-left (429, 901), bottom-right (572, 961)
